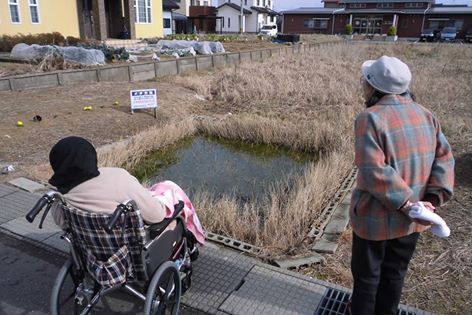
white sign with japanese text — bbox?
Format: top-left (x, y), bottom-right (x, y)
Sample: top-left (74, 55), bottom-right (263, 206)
top-left (130, 89), bottom-right (157, 110)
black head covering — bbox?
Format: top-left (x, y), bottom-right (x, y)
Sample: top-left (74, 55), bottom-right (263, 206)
top-left (49, 136), bottom-right (100, 194)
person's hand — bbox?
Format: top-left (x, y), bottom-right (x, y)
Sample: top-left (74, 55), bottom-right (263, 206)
top-left (421, 201), bottom-right (436, 212)
top-left (413, 201), bottom-right (436, 226)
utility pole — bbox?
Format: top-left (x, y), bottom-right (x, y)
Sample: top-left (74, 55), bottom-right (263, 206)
top-left (240, 0), bottom-right (244, 34)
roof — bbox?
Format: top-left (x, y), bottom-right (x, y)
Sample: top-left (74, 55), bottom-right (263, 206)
top-left (250, 6), bottom-right (280, 15)
top-left (428, 6), bottom-right (472, 14)
top-left (282, 5), bottom-right (472, 15)
top-left (341, 0), bottom-right (433, 2)
top-left (172, 12), bottom-right (187, 21)
top-left (281, 7), bottom-right (341, 14)
top-left (217, 3), bottom-right (252, 15)
top-left (163, 0), bottom-right (179, 10)
top-left (342, 8), bottom-right (426, 14)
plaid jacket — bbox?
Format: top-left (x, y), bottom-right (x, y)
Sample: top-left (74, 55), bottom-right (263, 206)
top-left (62, 206), bottom-right (148, 287)
top-left (350, 95), bottom-right (454, 241)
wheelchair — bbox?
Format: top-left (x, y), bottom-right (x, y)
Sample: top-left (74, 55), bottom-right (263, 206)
top-left (26, 191), bottom-right (198, 315)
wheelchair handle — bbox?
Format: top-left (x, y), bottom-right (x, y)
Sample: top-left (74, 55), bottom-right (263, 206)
top-left (25, 191), bottom-right (60, 223)
top-left (105, 204), bottom-right (127, 233)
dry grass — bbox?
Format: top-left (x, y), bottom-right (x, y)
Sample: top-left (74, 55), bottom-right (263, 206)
top-left (170, 42), bottom-right (472, 313)
top-left (80, 42), bottom-right (471, 312)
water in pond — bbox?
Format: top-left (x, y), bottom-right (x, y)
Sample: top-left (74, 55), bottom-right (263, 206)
top-left (132, 137), bottom-right (313, 204)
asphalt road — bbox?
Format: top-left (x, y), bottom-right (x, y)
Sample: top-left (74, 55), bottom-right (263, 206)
top-left (0, 233), bottom-right (148, 315)
top-left (0, 233), bottom-right (64, 315)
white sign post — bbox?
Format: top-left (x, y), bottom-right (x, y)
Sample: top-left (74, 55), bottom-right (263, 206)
top-left (130, 89), bottom-right (158, 118)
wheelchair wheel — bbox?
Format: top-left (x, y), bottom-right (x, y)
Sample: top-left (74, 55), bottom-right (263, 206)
top-left (144, 261), bottom-right (181, 315)
top-left (50, 258), bottom-right (91, 315)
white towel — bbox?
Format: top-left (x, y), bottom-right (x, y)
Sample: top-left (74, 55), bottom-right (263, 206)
top-left (408, 202), bottom-right (450, 238)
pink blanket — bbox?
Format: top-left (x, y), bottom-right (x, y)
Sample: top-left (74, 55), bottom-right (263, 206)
top-left (148, 180), bottom-right (205, 245)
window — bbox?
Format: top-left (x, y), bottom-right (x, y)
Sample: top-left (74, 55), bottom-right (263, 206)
top-left (135, 0), bottom-right (151, 23)
top-left (304, 18), bottom-right (328, 29)
top-left (222, 17), bottom-right (224, 28)
top-left (350, 3), bottom-right (366, 8)
top-left (304, 19), bottom-right (314, 28)
top-left (228, 17), bottom-right (231, 28)
top-left (377, 3), bottom-right (393, 8)
top-left (244, 0), bottom-right (247, 5)
top-left (405, 2), bottom-right (424, 8)
top-left (163, 18), bottom-right (171, 28)
top-left (257, 0), bottom-right (260, 6)
top-left (9, 0), bottom-right (20, 23)
top-left (454, 19), bottom-right (464, 30)
top-left (204, 0), bottom-right (209, 5)
top-left (29, 0), bottom-right (40, 24)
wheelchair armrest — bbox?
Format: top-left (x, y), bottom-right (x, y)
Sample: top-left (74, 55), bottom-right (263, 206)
top-left (147, 200), bottom-right (185, 236)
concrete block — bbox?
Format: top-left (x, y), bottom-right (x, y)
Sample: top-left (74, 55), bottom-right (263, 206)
top-left (59, 69), bottom-right (98, 85)
top-left (261, 49), bottom-right (270, 59)
top-left (129, 62), bottom-right (155, 81)
top-left (196, 56), bottom-right (212, 70)
top-left (42, 233), bottom-right (68, 253)
top-left (0, 184), bottom-right (18, 198)
top-left (273, 253), bottom-right (325, 269)
top-left (156, 60), bottom-right (178, 77)
top-left (312, 234), bottom-right (339, 254)
top-left (0, 215), bottom-right (60, 242)
top-left (0, 79), bottom-right (11, 91)
top-left (12, 73), bottom-right (59, 90)
top-left (270, 48), bottom-right (280, 57)
top-left (226, 53), bottom-right (240, 66)
top-left (0, 190), bottom-right (41, 224)
top-left (9, 177), bottom-right (45, 193)
top-left (177, 57), bottom-right (197, 74)
top-left (99, 66), bottom-right (130, 82)
top-left (240, 51), bottom-right (251, 62)
top-left (324, 203), bottom-right (350, 235)
top-left (251, 50), bottom-right (262, 61)
top-left (212, 54), bottom-right (227, 68)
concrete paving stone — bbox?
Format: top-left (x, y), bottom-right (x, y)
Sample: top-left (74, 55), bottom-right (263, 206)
top-left (41, 232), bottom-right (69, 253)
top-left (9, 177), bottom-right (46, 193)
top-left (219, 265), bottom-right (326, 315)
top-left (181, 247), bottom-right (255, 314)
top-left (0, 184), bottom-right (19, 198)
top-left (273, 252), bottom-right (325, 269)
top-left (324, 203), bottom-right (350, 235)
top-left (0, 214), bottom-right (60, 242)
top-left (312, 234), bottom-right (339, 254)
top-left (0, 190), bottom-right (41, 224)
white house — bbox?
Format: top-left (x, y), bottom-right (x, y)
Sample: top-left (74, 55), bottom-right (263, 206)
top-left (163, 0), bottom-right (180, 35)
top-left (216, 0), bottom-right (278, 33)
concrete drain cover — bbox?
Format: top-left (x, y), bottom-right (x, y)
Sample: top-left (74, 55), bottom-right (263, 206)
top-left (219, 265), bottom-right (326, 315)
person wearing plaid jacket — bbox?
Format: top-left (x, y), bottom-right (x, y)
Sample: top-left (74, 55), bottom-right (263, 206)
top-left (349, 56), bottom-right (454, 315)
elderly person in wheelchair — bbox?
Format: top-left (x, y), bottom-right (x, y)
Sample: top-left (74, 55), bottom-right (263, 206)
top-left (26, 136), bottom-right (204, 315)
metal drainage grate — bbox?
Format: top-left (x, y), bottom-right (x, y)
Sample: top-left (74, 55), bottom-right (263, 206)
top-left (315, 288), bottom-right (418, 315)
top-left (315, 288), bottom-right (350, 315)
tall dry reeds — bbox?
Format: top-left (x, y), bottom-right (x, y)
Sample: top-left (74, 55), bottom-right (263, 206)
top-left (97, 118), bottom-right (198, 169)
top-left (100, 43), bottom-right (471, 258)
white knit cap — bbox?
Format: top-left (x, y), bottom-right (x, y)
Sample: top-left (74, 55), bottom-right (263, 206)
top-left (361, 56), bottom-right (412, 94)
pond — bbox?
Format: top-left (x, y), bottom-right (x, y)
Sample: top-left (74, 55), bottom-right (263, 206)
top-left (132, 137), bottom-right (313, 204)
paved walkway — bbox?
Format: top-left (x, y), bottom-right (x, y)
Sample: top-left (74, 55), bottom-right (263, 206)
top-left (0, 183), bottom-right (432, 315)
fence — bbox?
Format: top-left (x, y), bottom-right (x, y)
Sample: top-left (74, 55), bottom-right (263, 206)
top-left (0, 42), bottom-right (341, 92)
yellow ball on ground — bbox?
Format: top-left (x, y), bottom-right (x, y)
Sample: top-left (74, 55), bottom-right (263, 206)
top-left (16, 120), bottom-right (24, 127)
top-left (113, 101), bottom-right (119, 106)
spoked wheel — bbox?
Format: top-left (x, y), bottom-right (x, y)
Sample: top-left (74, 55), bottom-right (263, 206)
top-left (51, 258), bottom-right (93, 315)
top-left (144, 261), bottom-right (181, 315)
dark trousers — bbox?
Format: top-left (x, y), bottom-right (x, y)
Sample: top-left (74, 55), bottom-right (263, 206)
top-left (350, 232), bottom-right (420, 315)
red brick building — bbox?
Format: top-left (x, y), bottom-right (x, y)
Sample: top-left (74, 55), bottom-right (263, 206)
top-left (282, 0), bottom-right (472, 39)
